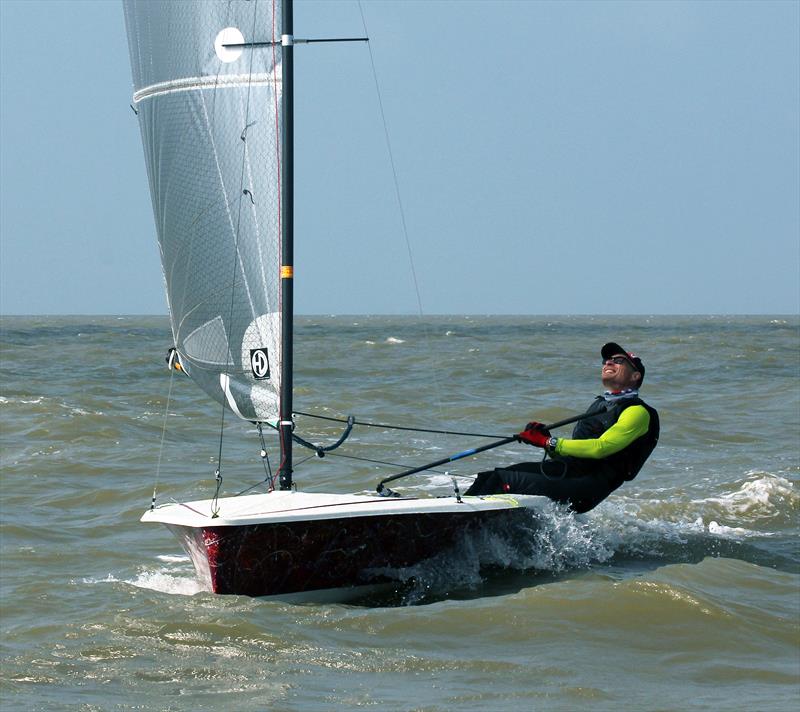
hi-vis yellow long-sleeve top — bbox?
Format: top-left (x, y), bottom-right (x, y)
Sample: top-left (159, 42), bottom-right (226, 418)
top-left (553, 405), bottom-right (650, 459)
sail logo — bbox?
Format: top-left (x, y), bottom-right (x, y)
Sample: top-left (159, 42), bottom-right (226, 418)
top-left (250, 348), bottom-right (270, 380)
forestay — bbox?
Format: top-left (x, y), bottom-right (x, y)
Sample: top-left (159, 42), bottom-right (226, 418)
top-left (124, 0), bottom-right (283, 422)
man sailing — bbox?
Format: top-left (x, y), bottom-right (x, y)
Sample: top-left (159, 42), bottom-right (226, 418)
top-left (465, 342), bottom-right (659, 513)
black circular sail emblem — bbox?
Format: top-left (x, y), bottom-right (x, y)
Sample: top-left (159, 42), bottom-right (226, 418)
top-left (250, 348), bottom-right (270, 380)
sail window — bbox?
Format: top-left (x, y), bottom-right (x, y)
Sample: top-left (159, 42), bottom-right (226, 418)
top-left (183, 316), bottom-right (233, 366)
top-left (214, 27), bottom-right (244, 63)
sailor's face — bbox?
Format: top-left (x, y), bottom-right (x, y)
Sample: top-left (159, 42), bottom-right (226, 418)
top-left (601, 354), bottom-right (639, 390)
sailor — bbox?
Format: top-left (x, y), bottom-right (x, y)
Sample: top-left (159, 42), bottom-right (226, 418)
top-left (464, 342), bottom-right (659, 513)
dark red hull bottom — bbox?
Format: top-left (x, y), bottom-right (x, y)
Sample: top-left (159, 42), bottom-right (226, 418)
top-left (169, 509), bottom-right (521, 597)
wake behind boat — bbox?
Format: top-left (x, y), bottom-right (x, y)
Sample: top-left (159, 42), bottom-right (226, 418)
top-left (123, 0), bottom-right (546, 599)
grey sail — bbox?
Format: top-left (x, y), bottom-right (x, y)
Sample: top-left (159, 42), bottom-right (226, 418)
top-left (124, 0), bottom-right (283, 422)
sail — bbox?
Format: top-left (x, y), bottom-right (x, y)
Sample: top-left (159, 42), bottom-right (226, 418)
top-left (124, 0), bottom-right (283, 422)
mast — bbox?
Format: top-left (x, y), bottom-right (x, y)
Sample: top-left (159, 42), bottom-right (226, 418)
top-left (278, 0), bottom-right (294, 490)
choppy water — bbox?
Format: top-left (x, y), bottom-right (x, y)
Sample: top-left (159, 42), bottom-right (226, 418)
top-left (1, 314), bottom-right (798, 710)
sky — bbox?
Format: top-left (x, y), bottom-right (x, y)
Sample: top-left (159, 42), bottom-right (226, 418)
top-left (1, 0), bottom-right (798, 316)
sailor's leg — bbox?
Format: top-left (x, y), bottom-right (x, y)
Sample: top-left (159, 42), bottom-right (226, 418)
top-left (463, 469), bottom-right (507, 496)
top-left (464, 462), bottom-right (552, 496)
top-left (465, 461), bottom-right (621, 513)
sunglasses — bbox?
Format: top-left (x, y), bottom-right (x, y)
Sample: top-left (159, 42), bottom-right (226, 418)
top-left (603, 356), bottom-right (633, 367)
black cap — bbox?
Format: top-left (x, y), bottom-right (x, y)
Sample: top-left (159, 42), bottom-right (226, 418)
top-left (602, 342), bottom-right (645, 382)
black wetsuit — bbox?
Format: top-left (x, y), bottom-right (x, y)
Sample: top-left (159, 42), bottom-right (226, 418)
top-left (464, 395), bottom-right (659, 513)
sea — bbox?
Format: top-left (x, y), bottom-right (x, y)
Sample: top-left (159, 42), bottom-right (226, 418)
top-left (1, 314), bottom-right (798, 711)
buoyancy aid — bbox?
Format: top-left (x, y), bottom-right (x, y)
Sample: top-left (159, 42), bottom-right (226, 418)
top-left (570, 395), bottom-right (660, 482)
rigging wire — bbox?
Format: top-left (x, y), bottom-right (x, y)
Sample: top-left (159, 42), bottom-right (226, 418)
top-left (356, 1), bottom-right (447, 421)
top-left (231, 424), bottom-right (279, 497)
top-left (357, 3), bottom-right (422, 318)
top-left (150, 365), bottom-right (178, 510)
top-left (257, 421), bottom-right (276, 490)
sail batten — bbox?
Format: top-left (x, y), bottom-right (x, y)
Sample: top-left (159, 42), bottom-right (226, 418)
top-left (133, 73), bottom-right (281, 104)
top-left (125, 0), bottom-right (283, 422)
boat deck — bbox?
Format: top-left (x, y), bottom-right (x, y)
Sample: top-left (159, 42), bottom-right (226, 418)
top-left (141, 490), bottom-right (548, 527)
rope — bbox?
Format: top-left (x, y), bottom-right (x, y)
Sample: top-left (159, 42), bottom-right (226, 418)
top-left (323, 449), bottom-right (457, 476)
top-left (294, 409), bottom-right (506, 439)
top-left (293, 415), bottom-right (355, 457)
top-left (264, 414), bottom-right (356, 456)
top-left (540, 450), bottom-right (568, 480)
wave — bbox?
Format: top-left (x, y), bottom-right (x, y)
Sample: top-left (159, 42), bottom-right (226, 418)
top-left (0, 394), bottom-right (105, 417)
top-left (0, 396), bottom-right (45, 405)
top-left (126, 569), bottom-right (206, 596)
top-left (84, 558), bottom-right (205, 597)
top-left (692, 473), bottom-right (797, 518)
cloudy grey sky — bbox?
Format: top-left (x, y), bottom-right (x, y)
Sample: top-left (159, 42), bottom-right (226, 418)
top-left (1, 0), bottom-right (798, 315)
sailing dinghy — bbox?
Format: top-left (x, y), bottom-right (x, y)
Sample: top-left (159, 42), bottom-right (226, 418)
top-left (124, 0), bottom-right (546, 599)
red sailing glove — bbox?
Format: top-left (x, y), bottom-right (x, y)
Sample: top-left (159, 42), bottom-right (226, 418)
top-left (516, 421), bottom-right (552, 448)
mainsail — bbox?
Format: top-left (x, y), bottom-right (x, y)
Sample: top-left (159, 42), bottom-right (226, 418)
top-left (124, 0), bottom-right (283, 422)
